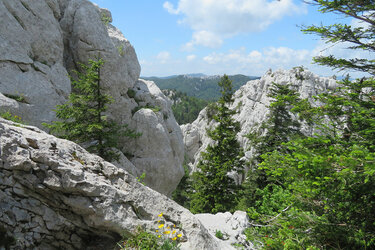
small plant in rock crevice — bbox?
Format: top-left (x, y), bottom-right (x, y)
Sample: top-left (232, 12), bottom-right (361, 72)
top-left (0, 111), bottom-right (25, 124)
top-left (215, 230), bottom-right (224, 240)
top-left (117, 213), bottom-right (183, 250)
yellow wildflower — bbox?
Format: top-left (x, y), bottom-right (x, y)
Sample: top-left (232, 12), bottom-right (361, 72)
top-left (172, 230), bottom-right (176, 234)
top-left (172, 237), bottom-right (177, 241)
top-left (177, 234), bottom-right (182, 238)
top-left (158, 224), bottom-right (164, 228)
top-left (158, 213), bottom-right (163, 217)
top-left (163, 231), bottom-right (171, 234)
top-left (155, 230), bottom-right (159, 233)
top-left (166, 226), bottom-right (170, 229)
top-left (158, 235), bottom-right (161, 238)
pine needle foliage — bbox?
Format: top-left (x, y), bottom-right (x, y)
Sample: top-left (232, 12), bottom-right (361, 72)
top-left (243, 2), bottom-right (375, 248)
top-left (189, 75), bottom-right (245, 214)
top-left (44, 57), bottom-right (139, 161)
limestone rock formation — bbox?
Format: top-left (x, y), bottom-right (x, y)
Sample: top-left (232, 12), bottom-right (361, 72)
top-left (195, 211), bottom-right (254, 249)
top-left (0, 118), bottom-right (219, 250)
top-left (0, 0), bottom-right (184, 195)
top-left (182, 68), bottom-right (338, 171)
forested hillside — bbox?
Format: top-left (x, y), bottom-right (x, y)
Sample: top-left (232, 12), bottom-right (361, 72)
top-left (162, 89), bottom-right (209, 124)
top-left (144, 74), bottom-right (258, 100)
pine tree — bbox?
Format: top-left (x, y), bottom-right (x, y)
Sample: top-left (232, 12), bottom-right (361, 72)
top-left (45, 57), bottom-right (138, 161)
top-left (248, 83), bottom-right (303, 165)
top-left (189, 75), bottom-right (245, 214)
top-left (238, 83), bottom-right (303, 209)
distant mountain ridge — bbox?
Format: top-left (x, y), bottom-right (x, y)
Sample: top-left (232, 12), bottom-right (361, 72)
top-left (142, 74), bottom-right (260, 100)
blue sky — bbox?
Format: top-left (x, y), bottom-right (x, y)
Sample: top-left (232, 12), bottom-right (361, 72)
top-left (93, 0), bottom-right (367, 77)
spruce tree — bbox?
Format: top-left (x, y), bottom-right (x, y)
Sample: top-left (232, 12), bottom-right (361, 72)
top-left (238, 83), bottom-right (303, 209)
top-left (45, 57), bottom-right (138, 161)
top-left (189, 75), bottom-right (245, 214)
top-left (248, 83), bottom-right (303, 165)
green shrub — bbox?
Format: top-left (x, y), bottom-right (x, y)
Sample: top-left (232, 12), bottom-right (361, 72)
top-left (215, 230), bottom-right (224, 240)
top-left (0, 111), bottom-right (24, 124)
top-left (117, 213), bottom-right (182, 250)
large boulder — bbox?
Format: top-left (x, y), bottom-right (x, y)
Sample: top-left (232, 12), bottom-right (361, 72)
top-left (0, 118), bottom-right (219, 249)
top-left (182, 68), bottom-right (338, 171)
top-left (0, 0), bottom-right (184, 195)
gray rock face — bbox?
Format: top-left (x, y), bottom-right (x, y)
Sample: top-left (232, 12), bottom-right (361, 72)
top-left (0, 118), bottom-right (219, 250)
top-left (0, 0), bottom-right (184, 195)
top-left (182, 68), bottom-right (338, 171)
top-left (128, 79), bottom-right (185, 195)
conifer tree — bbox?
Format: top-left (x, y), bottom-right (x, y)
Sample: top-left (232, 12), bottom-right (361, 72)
top-left (238, 83), bottom-right (303, 209)
top-left (248, 83), bottom-right (303, 165)
top-left (189, 75), bottom-right (245, 214)
top-left (45, 57), bottom-right (138, 161)
top-left (243, 2), bottom-right (375, 248)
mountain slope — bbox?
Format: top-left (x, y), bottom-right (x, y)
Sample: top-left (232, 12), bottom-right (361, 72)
top-left (143, 74), bottom-right (259, 100)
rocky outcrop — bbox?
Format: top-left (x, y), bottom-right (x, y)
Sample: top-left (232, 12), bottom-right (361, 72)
top-left (195, 211), bottom-right (254, 250)
top-left (0, 118), bottom-right (219, 249)
top-left (182, 68), bottom-right (338, 171)
top-left (0, 0), bottom-right (184, 195)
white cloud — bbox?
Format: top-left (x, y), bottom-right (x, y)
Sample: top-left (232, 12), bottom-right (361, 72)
top-left (164, 0), bottom-right (306, 48)
top-left (156, 51), bottom-right (171, 64)
top-left (163, 2), bottom-right (179, 14)
top-left (184, 30), bottom-right (223, 49)
top-left (186, 54), bottom-right (197, 61)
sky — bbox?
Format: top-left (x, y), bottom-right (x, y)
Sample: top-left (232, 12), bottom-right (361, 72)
top-left (93, 0), bottom-right (370, 78)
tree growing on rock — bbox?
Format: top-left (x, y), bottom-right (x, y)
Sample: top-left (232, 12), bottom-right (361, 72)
top-left (45, 57), bottom-right (139, 161)
top-left (238, 83), bottom-right (304, 210)
top-left (189, 75), bottom-right (245, 214)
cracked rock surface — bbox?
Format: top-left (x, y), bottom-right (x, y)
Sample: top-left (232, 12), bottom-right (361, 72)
top-left (0, 0), bottom-right (184, 195)
top-left (0, 118), bottom-right (219, 249)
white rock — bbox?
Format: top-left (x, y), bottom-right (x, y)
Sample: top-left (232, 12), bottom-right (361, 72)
top-left (195, 211), bottom-right (255, 249)
top-left (128, 80), bottom-right (184, 195)
top-left (0, 118), bottom-right (220, 249)
top-left (0, 0), bottom-right (184, 195)
top-left (182, 68), bottom-right (338, 174)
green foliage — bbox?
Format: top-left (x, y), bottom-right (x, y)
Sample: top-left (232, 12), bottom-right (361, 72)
top-left (136, 172), bottom-right (146, 185)
top-left (118, 227), bottom-right (159, 250)
top-left (248, 83), bottom-right (303, 164)
top-left (44, 58), bottom-right (139, 161)
top-left (165, 89), bottom-right (209, 124)
top-left (215, 230), bottom-right (224, 240)
top-left (101, 13), bottom-right (111, 26)
top-left (132, 104), bottom-right (161, 115)
top-left (117, 213), bottom-right (183, 250)
top-left (117, 44), bottom-right (125, 56)
top-left (302, 1), bottom-right (375, 75)
top-left (145, 74), bottom-right (258, 101)
top-left (189, 75), bottom-right (245, 214)
top-left (0, 111), bottom-right (25, 124)
top-left (3, 93), bottom-right (28, 103)
top-left (244, 77), bottom-right (375, 249)
top-left (238, 83), bottom-right (304, 210)
top-left (172, 163), bottom-right (192, 209)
